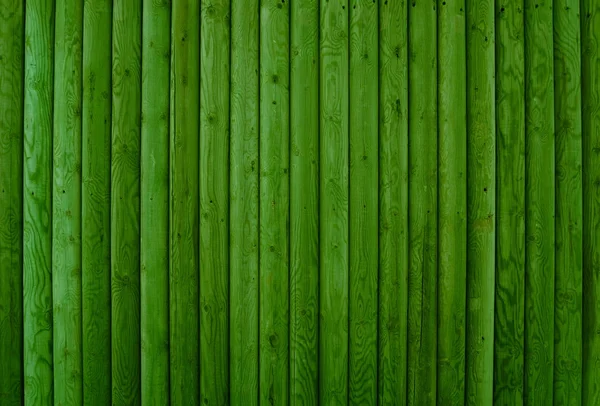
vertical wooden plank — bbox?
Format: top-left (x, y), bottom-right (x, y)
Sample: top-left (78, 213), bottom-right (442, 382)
top-left (378, 0), bottom-right (408, 404)
top-left (229, 0), bottom-right (260, 402)
top-left (493, 0), bottom-right (526, 403)
top-left (259, 0), bottom-right (290, 403)
top-left (290, 0), bottom-right (319, 403)
top-left (200, 0), bottom-right (230, 403)
top-left (111, 0), bottom-right (142, 403)
top-left (0, 0), bottom-right (24, 403)
top-left (437, 0), bottom-right (467, 404)
top-left (407, 0), bottom-right (437, 404)
top-left (349, 0), bottom-right (378, 403)
top-left (82, 0), bottom-right (112, 403)
top-left (23, 0), bottom-right (55, 403)
top-left (523, 0), bottom-right (555, 404)
top-left (169, 0), bottom-right (200, 403)
top-left (465, 0), bottom-right (495, 403)
top-left (553, 0), bottom-right (583, 402)
top-left (140, 0), bottom-right (170, 403)
top-left (52, 0), bottom-right (83, 404)
top-left (582, 0), bottom-right (600, 403)
top-left (319, 0), bottom-right (349, 403)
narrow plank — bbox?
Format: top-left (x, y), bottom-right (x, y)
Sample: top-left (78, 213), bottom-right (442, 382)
top-left (169, 0), bottom-right (200, 403)
top-left (200, 0), bottom-right (230, 403)
top-left (319, 0), bottom-right (349, 403)
top-left (465, 0), bottom-right (495, 403)
top-left (553, 0), bottom-right (583, 402)
top-left (582, 0), bottom-right (600, 403)
top-left (229, 0), bottom-right (260, 402)
top-left (349, 0), bottom-right (378, 403)
top-left (259, 0), bottom-right (290, 403)
top-left (111, 0), bottom-right (142, 402)
top-left (378, 0), bottom-right (408, 404)
top-left (23, 0), bottom-right (55, 403)
top-left (82, 0), bottom-right (112, 403)
top-left (407, 0), bottom-right (437, 403)
top-left (140, 0), bottom-right (170, 403)
top-left (0, 0), bottom-right (24, 403)
top-left (523, 1), bottom-right (555, 404)
top-left (437, 0), bottom-right (467, 404)
top-left (290, 0), bottom-right (319, 403)
top-left (52, 1), bottom-right (83, 404)
top-left (493, 0), bottom-right (526, 403)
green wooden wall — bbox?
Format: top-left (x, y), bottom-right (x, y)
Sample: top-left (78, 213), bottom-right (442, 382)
top-left (0, 0), bottom-right (599, 404)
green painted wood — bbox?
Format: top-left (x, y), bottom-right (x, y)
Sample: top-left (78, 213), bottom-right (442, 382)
top-left (52, 1), bottom-right (83, 404)
top-left (140, 0), bottom-right (170, 403)
top-left (437, 0), bottom-right (467, 404)
top-left (553, 0), bottom-right (583, 403)
top-left (465, 0), bottom-right (495, 403)
top-left (23, 0), bottom-right (55, 403)
top-left (349, 1), bottom-right (378, 404)
top-left (523, 1), bottom-right (555, 404)
top-left (290, 0), bottom-right (319, 404)
top-left (407, 1), bottom-right (437, 404)
top-left (378, 0), bottom-right (408, 404)
top-left (111, 0), bottom-right (142, 403)
top-left (319, 0), bottom-right (349, 403)
top-left (0, 0), bottom-right (24, 403)
top-left (229, 0), bottom-right (259, 403)
top-left (582, 0), bottom-right (600, 403)
top-left (493, 0), bottom-right (526, 404)
top-left (169, 0), bottom-right (200, 403)
top-left (200, 0), bottom-right (230, 403)
top-left (81, 0), bottom-right (112, 403)
top-left (259, 0), bottom-right (290, 404)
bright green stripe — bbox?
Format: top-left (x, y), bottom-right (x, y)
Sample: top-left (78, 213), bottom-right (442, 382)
top-left (52, 0), bottom-right (83, 404)
top-left (319, 0), bottom-right (349, 403)
top-left (23, 0), bottom-right (55, 403)
top-left (200, 0), bottom-right (230, 403)
top-left (140, 0), bottom-right (170, 403)
top-left (407, 1), bottom-right (437, 404)
top-left (169, 0), bottom-right (200, 403)
top-left (290, 0), bottom-right (319, 404)
top-left (493, 0), bottom-right (526, 404)
top-left (229, 0), bottom-right (260, 403)
top-left (553, 0), bottom-right (583, 403)
top-left (0, 0), bottom-right (24, 403)
top-left (378, 0), bottom-right (408, 404)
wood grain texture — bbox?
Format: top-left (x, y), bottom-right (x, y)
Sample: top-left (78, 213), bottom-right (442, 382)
top-left (465, 0), bottom-right (495, 403)
top-left (437, 0), bottom-right (467, 404)
top-left (523, 1), bottom-right (555, 404)
top-left (259, 0), bottom-right (290, 403)
top-left (52, 1), bottom-right (83, 404)
top-left (229, 0), bottom-right (260, 403)
top-left (111, 0), bottom-right (142, 403)
top-left (23, 0), bottom-right (55, 403)
top-left (349, 1), bottom-right (378, 404)
top-left (407, 1), bottom-right (437, 404)
top-left (140, 0), bottom-right (170, 403)
top-left (378, 0), bottom-right (408, 404)
top-left (200, 0), bottom-right (230, 403)
top-left (319, 0), bottom-right (349, 403)
top-left (553, 0), bottom-right (583, 403)
top-left (81, 0), bottom-right (112, 403)
top-left (290, 0), bottom-right (319, 403)
top-left (0, 0), bottom-right (24, 403)
top-left (169, 0), bottom-right (200, 403)
top-left (493, 0), bottom-right (526, 403)
top-left (582, 0), bottom-right (600, 403)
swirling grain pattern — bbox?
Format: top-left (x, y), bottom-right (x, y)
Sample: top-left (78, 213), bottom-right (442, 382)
top-left (0, 0), bottom-right (23, 404)
top-left (493, 0), bottom-right (526, 404)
